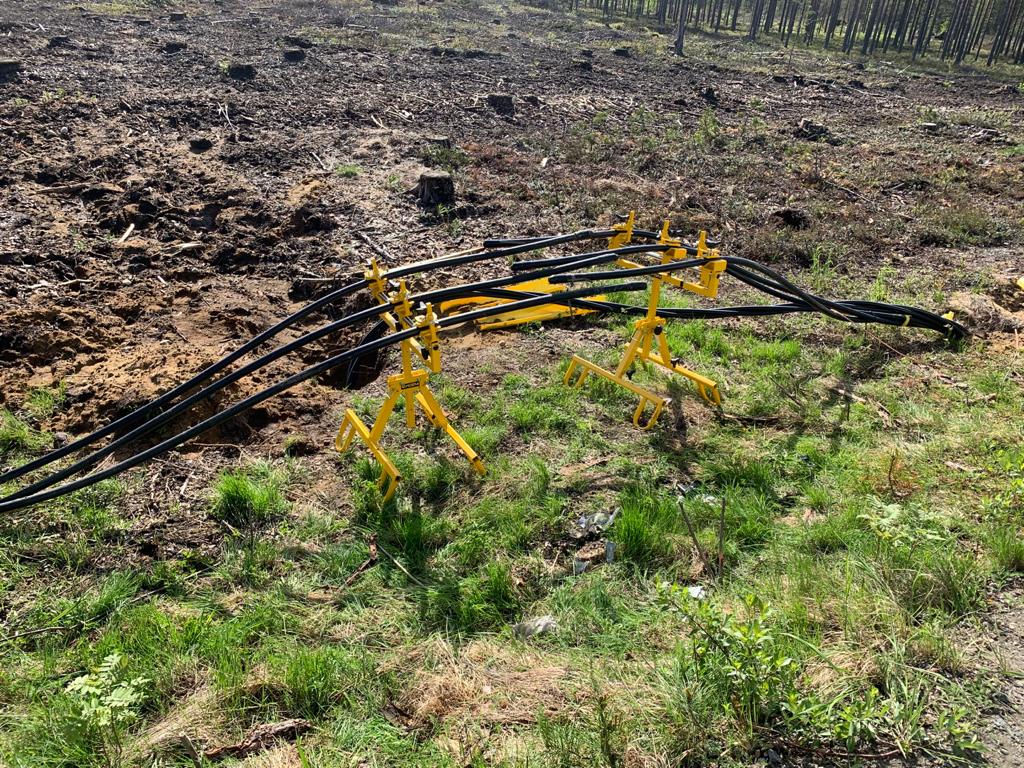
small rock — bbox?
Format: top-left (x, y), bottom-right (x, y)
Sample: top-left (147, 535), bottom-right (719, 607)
top-left (572, 58), bottom-right (593, 71)
top-left (163, 40), bottom-right (187, 54)
top-left (189, 137), bottom-right (213, 153)
top-left (53, 431), bottom-right (71, 447)
top-left (283, 435), bottom-right (318, 457)
top-left (699, 85), bottom-right (718, 104)
top-left (687, 585), bottom-right (706, 599)
top-left (283, 35), bottom-right (314, 48)
top-left (226, 62), bottom-right (257, 80)
top-left (486, 93), bottom-right (515, 115)
top-left (424, 135), bottom-right (452, 148)
top-left (512, 615), bottom-right (559, 640)
top-left (47, 35), bottom-right (74, 48)
top-left (169, 10), bottom-right (186, 20)
top-left (283, 47), bottom-right (306, 62)
top-left (575, 540), bottom-right (606, 563)
top-left (612, 46), bottom-right (632, 57)
top-left (576, 507), bottom-right (619, 536)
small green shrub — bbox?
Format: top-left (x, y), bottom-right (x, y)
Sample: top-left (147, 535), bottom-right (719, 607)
top-left (335, 163), bottom-right (361, 178)
top-left (692, 107), bottom-right (723, 150)
top-left (66, 653), bottom-right (149, 768)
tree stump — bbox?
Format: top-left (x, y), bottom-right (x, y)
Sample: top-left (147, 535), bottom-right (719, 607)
top-left (169, 11), bottom-right (187, 20)
top-left (486, 93), bottom-right (515, 115)
top-left (414, 170), bottom-right (455, 208)
top-left (283, 48), bottom-right (306, 62)
top-left (0, 60), bottom-right (22, 81)
top-left (227, 62), bottom-right (257, 80)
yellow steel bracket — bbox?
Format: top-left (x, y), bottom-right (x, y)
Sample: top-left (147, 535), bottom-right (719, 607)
top-left (336, 273), bottom-right (485, 502)
top-left (607, 210), bottom-right (636, 250)
top-left (564, 219), bottom-right (724, 429)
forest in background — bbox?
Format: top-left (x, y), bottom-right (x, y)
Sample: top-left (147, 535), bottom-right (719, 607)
top-left (561, 0), bottom-right (1024, 65)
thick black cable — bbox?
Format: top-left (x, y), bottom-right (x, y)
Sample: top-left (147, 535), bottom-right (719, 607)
top-left (0, 228), bottom-right (608, 486)
top-left (0, 282), bottom-right (646, 514)
top-left (2, 246), bottom-right (656, 502)
top-left (3, 237), bottom-right (964, 502)
top-left (548, 257), bottom-right (964, 338)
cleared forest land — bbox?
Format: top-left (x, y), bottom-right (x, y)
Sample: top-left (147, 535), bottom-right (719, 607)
top-left (1, 0), bottom-right (1023, 765)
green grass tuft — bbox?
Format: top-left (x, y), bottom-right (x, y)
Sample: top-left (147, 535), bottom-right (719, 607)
top-left (211, 462), bottom-right (289, 531)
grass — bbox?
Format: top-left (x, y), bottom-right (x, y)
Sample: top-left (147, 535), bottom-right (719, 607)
top-left (334, 163), bottom-right (362, 178)
top-left (4, 268), bottom-right (1021, 768)
top-left (210, 462), bottom-right (289, 532)
top-left (0, 409), bottom-right (50, 457)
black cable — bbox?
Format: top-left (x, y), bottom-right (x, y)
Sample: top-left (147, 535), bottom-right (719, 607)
top-left (547, 255), bottom-right (965, 337)
top-left (0, 228), bottom-right (609, 487)
top-left (2, 245), bottom-right (656, 502)
top-left (0, 281), bottom-right (646, 514)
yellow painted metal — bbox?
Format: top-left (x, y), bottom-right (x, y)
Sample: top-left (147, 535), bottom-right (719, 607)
top-left (564, 355), bottom-right (668, 429)
top-left (439, 277), bottom-right (604, 330)
top-left (561, 214), bottom-right (725, 428)
top-left (336, 261), bottom-right (485, 500)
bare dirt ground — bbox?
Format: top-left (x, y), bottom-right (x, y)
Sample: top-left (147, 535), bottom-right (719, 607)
top-left (1, 0), bottom-right (1023, 763)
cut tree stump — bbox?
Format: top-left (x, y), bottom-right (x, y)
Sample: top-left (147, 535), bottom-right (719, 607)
top-left (486, 93), bottom-right (515, 115)
top-left (0, 60), bottom-right (22, 81)
top-left (169, 10), bottom-right (186, 20)
top-left (414, 170), bottom-right (455, 208)
top-left (283, 47), bottom-right (306, 62)
top-left (226, 62), bottom-right (256, 80)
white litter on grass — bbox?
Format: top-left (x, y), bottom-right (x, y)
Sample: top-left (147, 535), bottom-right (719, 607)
top-left (513, 615), bottom-right (559, 640)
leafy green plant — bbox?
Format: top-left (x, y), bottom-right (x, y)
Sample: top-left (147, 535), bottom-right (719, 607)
top-left (66, 653), bottom-right (148, 768)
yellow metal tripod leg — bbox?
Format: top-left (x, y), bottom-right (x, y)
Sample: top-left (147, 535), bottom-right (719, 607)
top-left (564, 354), bottom-right (669, 431)
top-left (336, 408), bottom-right (401, 502)
top-left (414, 390), bottom-right (486, 476)
top-left (652, 331), bottom-right (722, 406)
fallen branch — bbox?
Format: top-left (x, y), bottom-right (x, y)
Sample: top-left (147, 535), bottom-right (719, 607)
top-left (342, 534), bottom-right (378, 588)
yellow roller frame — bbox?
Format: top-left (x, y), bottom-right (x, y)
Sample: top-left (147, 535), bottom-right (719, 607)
top-left (565, 213), bottom-right (724, 429)
top-left (336, 263), bottom-right (485, 502)
top-left (439, 277), bottom-right (605, 330)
